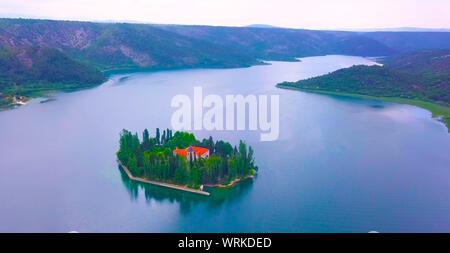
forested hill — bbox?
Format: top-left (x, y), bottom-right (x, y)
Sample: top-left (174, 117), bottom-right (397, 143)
top-left (1, 18), bottom-right (450, 107)
top-left (381, 49), bottom-right (450, 75)
top-left (0, 46), bottom-right (105, 96)
top-left (0, 19), bottom-right (259, 104)
top-left (156, 25), bottom-right (396, 61)
top-left (363, 32), bottom-right (450, 53)
top-left (277, 49), bottom-right (450, 129)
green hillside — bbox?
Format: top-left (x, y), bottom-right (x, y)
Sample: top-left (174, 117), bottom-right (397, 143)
top-left (0, 46), bottom-right (105, 101)
top-left (277, 50), bottom-right (450, 130)
top-left (158, 25), bottom-right (396, 60)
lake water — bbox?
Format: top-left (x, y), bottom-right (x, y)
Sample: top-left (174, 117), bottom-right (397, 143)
top-left (0, 55), bottom-right (449, 232)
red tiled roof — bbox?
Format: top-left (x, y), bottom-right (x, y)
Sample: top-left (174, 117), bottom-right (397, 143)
top-left (191, 146), bottom-right (209, 156)
top-left (173, 146), bottom-right (209, 157)
top-left (173, 149), bottom-right (187, 156)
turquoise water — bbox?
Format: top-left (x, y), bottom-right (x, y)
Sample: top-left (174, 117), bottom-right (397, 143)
top-left (0, 55), bottom-right (448, 232)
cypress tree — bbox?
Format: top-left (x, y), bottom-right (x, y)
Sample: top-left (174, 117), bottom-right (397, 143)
top-left (155, 128), bottom-right (160, 145)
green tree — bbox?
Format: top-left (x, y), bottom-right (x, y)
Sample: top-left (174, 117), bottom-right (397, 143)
top-left (155, 128), bottom-right (160, 145)
top-left (117, 128), bottom-right (258, 188)
top-left (142, 128), bottom-right (150, 145)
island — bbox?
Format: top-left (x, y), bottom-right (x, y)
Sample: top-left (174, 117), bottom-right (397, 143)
top-left (116, 128), bottom-right (258, 195)
top-left (277, 49), bottom-right (450, 131)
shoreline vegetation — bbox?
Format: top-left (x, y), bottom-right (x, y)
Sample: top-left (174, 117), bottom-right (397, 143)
top-left (116, 128), bottom-right (258, 194)
top-left (118, 158), bottom-right (255, 195)
top-left (117, 158), bottom-right (210, 196)
top-left (0, 83), bottom-right (107, 110)
top-left (276, 50), bottom-right (450, 132)
top-left (277, 84), bottom-right (450, 131)
top-left (0, 61), bottom-right (274, 111)
top-left (0, 59), bottom-right (269, 111)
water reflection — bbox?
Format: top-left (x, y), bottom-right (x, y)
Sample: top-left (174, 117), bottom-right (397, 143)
top-left (203, 178), bottom-right (255, 211)
top-left (119, 165), bottom-right (254, 214)
top-left (309, 92), bottom-right (387, 109)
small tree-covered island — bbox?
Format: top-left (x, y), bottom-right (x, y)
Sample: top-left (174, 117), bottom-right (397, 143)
top-left (117, 128), bottom-right (258, 194)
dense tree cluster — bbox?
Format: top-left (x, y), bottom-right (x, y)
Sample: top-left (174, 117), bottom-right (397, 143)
top-left (117, 128), bottom-right (258, 189)
top-left (280, 66), bottom-right (450, 104)
top-left (0, 46), bottom-right (105, 101)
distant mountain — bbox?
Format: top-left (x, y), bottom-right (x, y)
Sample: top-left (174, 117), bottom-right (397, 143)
top-left (337, 27), bottom-right (450, 32)
top-left (363, 32), bottom-right (450, 52)
top-left (392, 27), bottom-right (450, 32)
top-left (245, 24), bottom-right (281, 29)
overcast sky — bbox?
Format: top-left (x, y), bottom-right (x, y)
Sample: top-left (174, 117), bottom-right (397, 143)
top-left (1, 0), bottom-right (449, 30)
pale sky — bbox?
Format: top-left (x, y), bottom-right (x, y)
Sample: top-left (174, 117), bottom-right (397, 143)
top-left (1, 0), bottom-right (449, 30)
